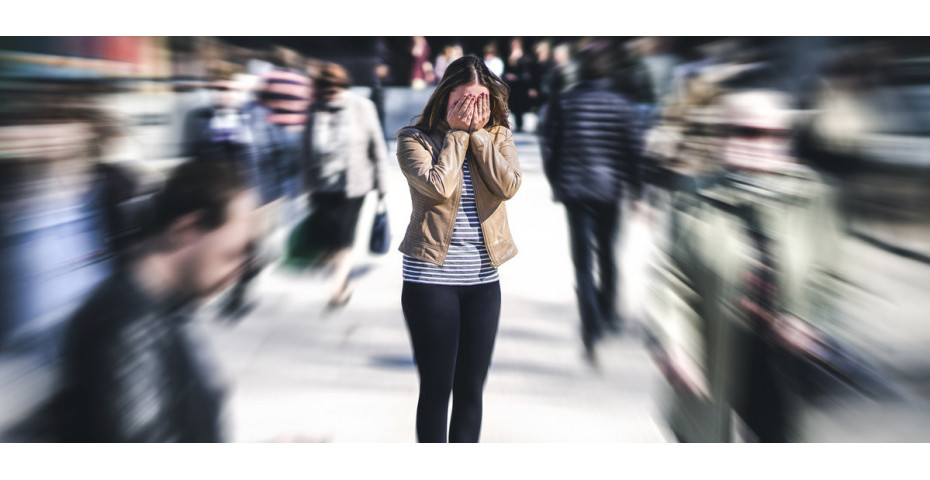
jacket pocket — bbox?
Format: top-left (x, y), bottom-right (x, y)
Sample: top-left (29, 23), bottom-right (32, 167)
top-left (483, 202), bottom-right (512, 247)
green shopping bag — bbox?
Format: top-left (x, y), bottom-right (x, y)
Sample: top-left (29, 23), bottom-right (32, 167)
top-left (282, 212), bottom-right (326, 270)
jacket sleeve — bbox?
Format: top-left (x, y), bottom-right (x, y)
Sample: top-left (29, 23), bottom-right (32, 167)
top-left (467, 128), bottom-right (522, 200)
top-left (365, 100), bottom-right (389, 196)
top-left (396, 128), bottom-right (468, 200)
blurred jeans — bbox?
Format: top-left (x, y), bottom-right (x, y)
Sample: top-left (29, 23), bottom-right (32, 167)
top-left (276, 126), bottom-right (304, 200)
top-left (564, 201), bottom-right (622, 340)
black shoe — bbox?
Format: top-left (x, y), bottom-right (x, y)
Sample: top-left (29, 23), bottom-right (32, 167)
top-left (581, 341), bottom-right (600, 369)
top-left (582, 326), bottom-right (600, 352)
top-left (227, 300), bottom-right (257, 323)
top-left (602, 313), bottom-right (625, 335)
top-left (220, 291), bottom-right (244, 318)
top-left (605, 320), bottom-right (627, 336)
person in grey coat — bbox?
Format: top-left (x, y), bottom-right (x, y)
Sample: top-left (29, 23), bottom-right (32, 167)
top-left (302, 62), bottom-right (389, 309)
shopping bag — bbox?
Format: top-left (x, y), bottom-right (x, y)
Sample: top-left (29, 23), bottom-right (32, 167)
top-left (283, 211), bottom-right (325, 269)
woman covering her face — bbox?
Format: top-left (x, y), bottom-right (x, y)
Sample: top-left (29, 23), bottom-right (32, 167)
top-left (395, 56), bottom-right (522, 442)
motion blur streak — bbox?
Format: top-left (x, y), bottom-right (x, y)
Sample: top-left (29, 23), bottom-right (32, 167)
top-left (2, 36), bottom-right (930, 442)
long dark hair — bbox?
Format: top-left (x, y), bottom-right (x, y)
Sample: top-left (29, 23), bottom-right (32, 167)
top-left (410, 56), bottom-right (510, 134)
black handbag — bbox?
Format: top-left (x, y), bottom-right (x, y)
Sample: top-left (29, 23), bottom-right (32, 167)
top-left (369, 199), bottom-right (390, 255)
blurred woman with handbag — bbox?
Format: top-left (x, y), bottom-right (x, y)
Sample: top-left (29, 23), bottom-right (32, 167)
top-left (302, 62), bottom-right (389, 310)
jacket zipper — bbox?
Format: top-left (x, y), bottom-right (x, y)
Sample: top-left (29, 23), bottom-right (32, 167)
top-left (440, 166), bottom-right (462, 266)
top-left (468, 158), bottom-right (498, 267)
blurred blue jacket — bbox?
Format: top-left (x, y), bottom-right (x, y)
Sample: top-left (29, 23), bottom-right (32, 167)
top-left (182, 102), bottom-right (288, 205)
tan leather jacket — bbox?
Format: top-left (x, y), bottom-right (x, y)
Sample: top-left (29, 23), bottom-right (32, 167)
top-left (396, 125), bottom-right (521, 267)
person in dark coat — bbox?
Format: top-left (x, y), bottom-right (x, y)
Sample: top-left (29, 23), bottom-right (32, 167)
top-left (538, 40), bottom-right (644, 362)
top-left (54, 159), bottom-right (258, 442)
top-left (530, 40), bottom-right (554, 112)
top-left (504, 37), bottom-right (536, 132)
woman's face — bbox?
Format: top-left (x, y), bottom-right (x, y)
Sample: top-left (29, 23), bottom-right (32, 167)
top-left (447, 83), bottom-right (490, 112)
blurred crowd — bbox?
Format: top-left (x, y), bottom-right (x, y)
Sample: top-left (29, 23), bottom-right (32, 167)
top-left (538, 36), bottom-right (930, 442)
top-left (621, 37), bottom-right (930, 442)
top-left (0, 38), bottom-right (391, 441)
top-left (3, 36), bottom-right (930, 442)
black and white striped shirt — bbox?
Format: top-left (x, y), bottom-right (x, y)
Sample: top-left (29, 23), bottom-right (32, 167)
top-left (403, 160), bottom-right (500, 286)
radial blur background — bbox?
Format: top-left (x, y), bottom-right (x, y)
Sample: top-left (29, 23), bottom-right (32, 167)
top-left (3, 36), bottom-right (930, 442)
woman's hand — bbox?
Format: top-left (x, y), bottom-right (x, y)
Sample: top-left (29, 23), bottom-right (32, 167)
top-left (446, 94), bottom-right (475, 132)
top-left (469, 93), bottom-right (490, 133)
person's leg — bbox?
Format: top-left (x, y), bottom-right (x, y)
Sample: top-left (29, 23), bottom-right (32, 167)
top-left (593, 202), bottom-right (622, 331)
top-left (449, 281), bottom-right (501, 443)
top-left (370, 83), bottom-right (387, 139)
top-left (326, 196), bottom-right (365, 308)
top-left (565, 202), bottom-right (603, 352)
top-left (737, 334), bottom-right (789, 442)
top-left (220, 239), bottom-right (260, 321)
top-left (305, 193), bottom-right (335, 267)
top-left (327, 247), bottom-right (354, 306)
top-left (401, 282), bottom-right (461, 442)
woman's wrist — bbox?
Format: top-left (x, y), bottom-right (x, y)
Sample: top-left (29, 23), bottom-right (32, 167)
top-left (469, 128), bottom-right (491, 140)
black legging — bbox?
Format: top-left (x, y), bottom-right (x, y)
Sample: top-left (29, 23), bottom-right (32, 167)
top-left (401, 280), bottom-right (501, 443)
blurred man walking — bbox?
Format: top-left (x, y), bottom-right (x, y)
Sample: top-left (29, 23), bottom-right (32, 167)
top-left (539, 40), bottom-right (644, 362)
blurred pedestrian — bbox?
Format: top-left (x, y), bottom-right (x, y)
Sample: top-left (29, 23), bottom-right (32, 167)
top-left (538, 41), bottom-right (644, 362)
top-left (504, 37), bottom-right (535, 132)
top-left (253, 47), bottom-right (313, 227)
top-left (183, 67), bottom-right (250, 167)
top-left (182, 67), bottom-right (283, 320)
top-left (531, 39), bottom-right (553, 110)
top-left (302, 63), bottom-right (389, 310)
top-left (410, 36), bottom-right (435, 90)
top-left (483, 42), bottom-right (504, 78)
top-left (433, 44), bottom-right (463, 85)
top-left (257, 47), bottom-right (313, 200)
top-left (628, 37), bottom-right (680, 133)
top-left (549, 42), bottom-right (577, 94)
top-left (372, 37), bottom-right (394, 137)
top-left (537, 42), bottom-right (576, 128)
top-left (54, 159), bottom-right (259, 442)
top-left (183, 66), bottom-right (287, 208)
top-left (396, 56), bottom-right (521, 442)
top-left (640, 37), bottom-right (681, 109)
top-left (0, 99), bottom-right (120, 352)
